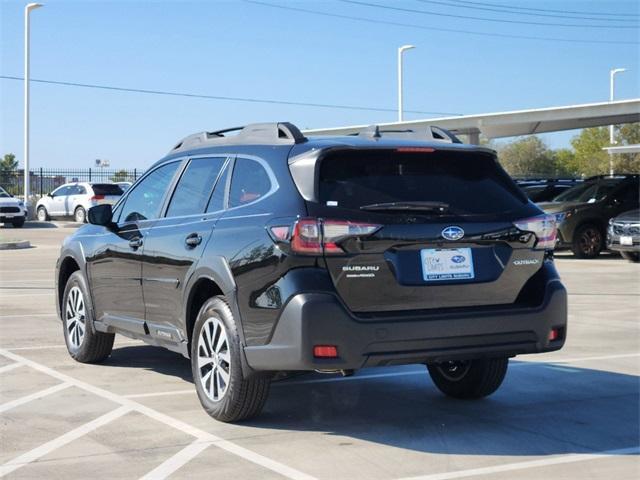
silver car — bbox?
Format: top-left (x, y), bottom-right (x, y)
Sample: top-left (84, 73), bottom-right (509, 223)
top-left (36, 182), bottom-right (123, 223)
top-left (0, 186), bottom-right (27, 227)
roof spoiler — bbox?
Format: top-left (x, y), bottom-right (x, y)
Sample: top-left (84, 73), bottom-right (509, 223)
top-left (354, 125), bottom-right (462, 143)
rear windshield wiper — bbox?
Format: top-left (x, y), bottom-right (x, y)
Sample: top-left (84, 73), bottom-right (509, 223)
top-left (359, 201), bottom-right (450, 213)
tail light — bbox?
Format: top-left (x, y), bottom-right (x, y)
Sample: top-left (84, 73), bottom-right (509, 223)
top-left (90, 195), bottom-right (105, 201)
top-left (270, 218), bottom-right (381, 255)
top-left (514, 214), bottom-right (557, 250)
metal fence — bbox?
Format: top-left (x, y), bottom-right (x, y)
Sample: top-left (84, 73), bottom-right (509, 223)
top-left (0, 168), bottom-right (144, 198)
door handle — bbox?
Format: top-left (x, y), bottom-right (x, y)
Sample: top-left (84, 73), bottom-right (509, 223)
top-left (129, 237), bottom-right (143, 249)
top-left (185, 233), bottom-right (202, 248)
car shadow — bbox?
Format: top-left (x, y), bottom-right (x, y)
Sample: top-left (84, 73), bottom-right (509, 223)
top-left (107, 344), bottom-right (639, 457)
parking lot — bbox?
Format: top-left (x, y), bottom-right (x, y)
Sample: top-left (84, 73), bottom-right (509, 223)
top-left (0, 222), bottom-right (638, 480)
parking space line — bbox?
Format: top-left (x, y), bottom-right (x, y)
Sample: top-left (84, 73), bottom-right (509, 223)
top-left (396, 445), bottom-right (640, 480)
top-left (0, 405), bottom-right (132, 477)
top-left (0, 313), bottom-right (57, 319)
top-left (0, 348), bottom-right (317, 480)
top-left (125, 389), bottom-right (194, 399)
top-left (139, 440), bottom-right (213, 480)
top-left (0, 383), bottom-right (72, 414)
top-left (0, 363), bottom-right (23, 374)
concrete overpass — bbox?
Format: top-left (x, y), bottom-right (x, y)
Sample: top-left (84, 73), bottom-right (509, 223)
top-left (305, 98), bottom-right (640, 144)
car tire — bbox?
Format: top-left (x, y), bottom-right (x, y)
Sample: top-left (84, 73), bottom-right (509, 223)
top-left (11, 217), bottom-right (25, 228)
top-left (74, 206), bottom-right (87, 224)
top-left (427, 357), bottom-right (508, 399)
top-left (571, 224), bottom-right (603, 259)
top-left (37, 206), bottom-right (49, 222)
top-left (621, 251), bottom-right (640, 263)
top-left (191, 296), bottom-right (270, 422)
top-left (62, 271), bottom-right (114, 363)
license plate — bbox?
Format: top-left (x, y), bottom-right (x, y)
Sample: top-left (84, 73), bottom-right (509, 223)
top-left (421, 248), bottom-right (474, 281)
top-left (620, 235), bottom-right (633, 246)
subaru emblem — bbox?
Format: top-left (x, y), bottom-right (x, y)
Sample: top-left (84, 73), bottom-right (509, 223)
top-left (442, 226), bottom-right (464, 241)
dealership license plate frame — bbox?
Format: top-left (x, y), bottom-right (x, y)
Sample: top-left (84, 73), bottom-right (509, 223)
top-left (421, 247), bottom-right (475, 282)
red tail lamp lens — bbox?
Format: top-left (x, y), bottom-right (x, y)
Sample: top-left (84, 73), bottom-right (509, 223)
top-left (314, 345), bottom-right (338, 358)
top-left (549, 328), bottom-right (560, 341)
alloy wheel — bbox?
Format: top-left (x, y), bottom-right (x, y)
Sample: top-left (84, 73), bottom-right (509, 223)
top-left (37, 208), bottom-right (46, 222)
top-left (579, 227), bottom-right (601, 256)
top-left (436, 360), bottom-right (471, 382)
top-left (65, 286), bottom-right (86, 348)
top-left (197, 317), bottom-right (231, 402)
top-left (75, 208), bottom-right (85, 223)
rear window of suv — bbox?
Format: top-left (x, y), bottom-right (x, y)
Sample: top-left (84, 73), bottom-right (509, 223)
top-left (92, 184), bottom-right (124, 196)
top-left (318, 149), bottom-right (527, 215)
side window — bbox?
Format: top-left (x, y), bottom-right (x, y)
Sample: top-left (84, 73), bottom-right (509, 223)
top-left (52, 186), bottom-right (70, 197)
top-left (206, 161), bottom-right (230, 213)
top-left (612, 181), bottom-right (639, 205)
top-left (228, 158), bottom-right (272, 208)
top-left (166, 157), bottom-right (226, 217)
top-left (118, 162), bottom-right (180, 223)
top-left (77, 186), bottom-right (87, 195)
top-left (68, 185), bottom-right (82, 195)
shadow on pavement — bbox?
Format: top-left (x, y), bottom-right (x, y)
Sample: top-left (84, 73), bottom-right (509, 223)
top-left (105, 343), bottom-right (639, 457)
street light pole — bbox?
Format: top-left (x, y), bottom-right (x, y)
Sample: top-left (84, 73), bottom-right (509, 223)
top-left (24, 2), bottom-right (43, 216)
top-left (608, 67), bottom-right (626, 176)
top-left (397, 45), bottom-right (415, 122)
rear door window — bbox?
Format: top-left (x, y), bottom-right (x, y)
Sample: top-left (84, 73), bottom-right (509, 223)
top-left (318, 149), bottom-right (527, 215)
top-left (166, 157), bottom-right (226, 217)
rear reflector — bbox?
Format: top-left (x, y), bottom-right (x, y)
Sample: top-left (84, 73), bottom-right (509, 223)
top-left (314, 345), bottom-right (338, 358)
top-left (549, 328), bottom-right (559, 341)
top-left (514, 214), bottom-right (557, 250)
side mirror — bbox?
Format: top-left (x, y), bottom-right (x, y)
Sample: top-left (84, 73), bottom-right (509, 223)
top-left (48, 193), bottom-right (53, 198)
top-left (88, 204), bottom-right (114, 227)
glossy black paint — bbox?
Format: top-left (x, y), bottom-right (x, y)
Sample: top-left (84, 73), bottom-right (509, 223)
top-left (55, 135), bottom-right (567, 372)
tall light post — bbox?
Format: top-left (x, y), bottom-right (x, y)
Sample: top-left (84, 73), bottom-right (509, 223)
top-left (397, 44), bottom-right (415, 122)
top-left (608, 67), bottom-right (626, 176)
top-left (24, 2), bottom-right (43, 215)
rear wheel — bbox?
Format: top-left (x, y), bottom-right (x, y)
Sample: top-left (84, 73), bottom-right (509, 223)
top-left (37, 206), bottom-right (49, 222)
top-left (74, 206), bottom-right (86, 223)
top-left (11, 217), bottom-right (25, 228)
top-left (191, 296), bottom-right (270, 422)
top-left (427, 357), bottom-right (508, 399)
top-left (571, 224), bottom-right (603, 259)
top-left (62, 271), bottom-right (114, 363)
top-left (621, 251), bottom-right (640, 263)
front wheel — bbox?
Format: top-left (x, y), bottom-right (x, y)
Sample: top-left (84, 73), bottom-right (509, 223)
top-left (62, 271), bottom-right (114, 363)
top-left (621, 251), bottom-right (640, 263)
top-left (427, 357), bottom-right (508, 399)
top-left (37, 206), bottom-right (49, 222)
top-left (191, 297), bottom-right (270, 422)
top-left (571, 224), bottom-right (603, 259)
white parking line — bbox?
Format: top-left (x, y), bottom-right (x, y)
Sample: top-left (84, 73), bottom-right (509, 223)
top-left (0, 363), bottom-right (23, 374)
top-left (125, 389), bottom-right (194, 399)
top-left (139, 440), bottom-right (213, 480)
top-left (0, 383), bottom-right (71, 414)
top-left (396, 445), bottom-right (640, 480)
top-left (0, 348), bottom-right (317, 480)
top-left (0, 313), bottom-right (57, 319)
top-left (0, 405), bottom-right (132, 477)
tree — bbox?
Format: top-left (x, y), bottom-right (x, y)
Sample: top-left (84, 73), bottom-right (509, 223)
top-left (497, 136), bottom-right (566, 177)
top-left (568, 124), bottom-right (640, 176)
top-left (111, 169), bottom-right (128, 182)
top-left (1, 153), bottom-right (18, 173)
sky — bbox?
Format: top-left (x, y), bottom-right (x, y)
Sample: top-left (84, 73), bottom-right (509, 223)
top-left (1, 0), bottom-right (639, 169)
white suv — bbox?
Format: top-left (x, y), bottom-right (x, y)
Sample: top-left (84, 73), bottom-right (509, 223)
top-left (0, 186), bottom-right (27, 228)
top-left (36, 182), bottom-right (124, 223)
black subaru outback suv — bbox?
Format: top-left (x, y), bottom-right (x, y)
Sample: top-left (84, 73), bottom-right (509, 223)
top-left (55, 123), bottom-right (567, 422)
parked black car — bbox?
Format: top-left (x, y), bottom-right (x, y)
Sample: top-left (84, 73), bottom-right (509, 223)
top-left (516, 179), bottom-right (582, 203)
top-left (538, 174), bottom-right (640, 258)
top-left (608, 209), bottom-right (640, 262)
top-left (55, 123), bottom-right (567, 422)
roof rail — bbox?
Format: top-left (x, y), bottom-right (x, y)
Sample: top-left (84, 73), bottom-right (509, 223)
top-left (170, 122), bottom-right (306, 153)
top-left (352, 124), bottom-right (462, 144)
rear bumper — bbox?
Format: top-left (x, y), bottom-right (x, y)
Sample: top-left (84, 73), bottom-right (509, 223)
top-left (244, 269), bottom-right (567, 371)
